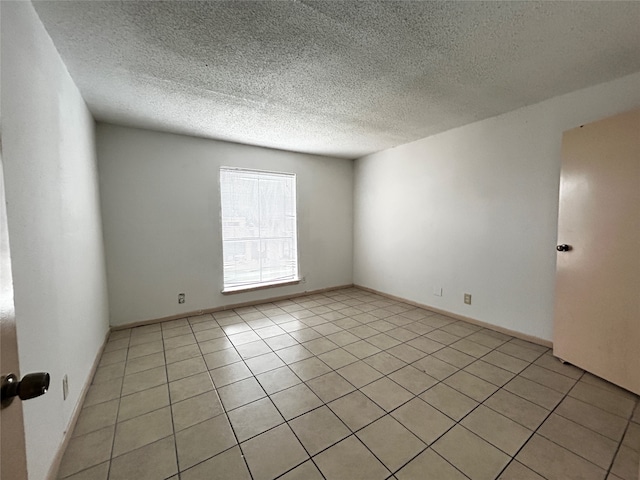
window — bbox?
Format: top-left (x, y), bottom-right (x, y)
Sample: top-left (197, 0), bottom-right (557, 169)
top-left (220, 167), bottom-right (299, 292)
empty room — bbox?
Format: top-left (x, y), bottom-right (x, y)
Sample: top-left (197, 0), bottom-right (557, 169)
top-left (1, 1), bottom-right (639, 479)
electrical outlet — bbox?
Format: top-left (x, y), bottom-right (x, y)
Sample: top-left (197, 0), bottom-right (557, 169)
top-left (464, 293), bottom-right (472, 305)
top-left (433, 286), bottom-right (442, 297)
top-left (178, 293), bottom-right (185, 304)
top-left (62, 374), bottom-right (69, 400)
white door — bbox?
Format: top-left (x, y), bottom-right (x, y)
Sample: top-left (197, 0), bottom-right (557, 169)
top-left (553, 108), bottom-right (640, 395)
top-left (1, 152), bottom-right (29, 479)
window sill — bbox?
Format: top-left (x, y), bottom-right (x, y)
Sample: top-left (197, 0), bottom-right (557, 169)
top-left (221, 278), bottom-right (301, 295)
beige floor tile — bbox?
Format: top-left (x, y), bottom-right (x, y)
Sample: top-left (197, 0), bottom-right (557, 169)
top-left (361, 377), bottom-right (413, 412)
top-left (265, 333), bottom-right (300, 351)
top-left (61, 461), bottom-right (109, 480)
top-left (328, 390), bottom-right (385, 431)
top-left (255, 324), bottom-right (286, 338)
top-left (357, 415), bottom-right (426, 471)
top-left (180, 446), bottom-right (250, 480)
top-left (58, 426), bottom-right (115, 478)
top-left (203, 348), bottom-right (242, 369)
top-left (406, 336), bottom-right (444, 355)
top-left (461, 405), bottom-right (532, 456)
top-left (425, 329), bottom-right (461, 346)
top-left (396, 448), bottom-right (467, 480)
top-left (104, 338), bottom-right (130, 353)
top-left (364, 351), bottom-right (406, 375)
top-left (218, 377), bottom-right (266, 410)
top-left (127, 340), bottom-right (164, 359)
top-left (449, 339), bottom-right (492, 358)
top-left (83, 378), bottom-right (123, 407)
top-left (622, 422), bottom-right (640, 451)
top-left (166, 355), bottom-right (207, 382)
top-left (517, 434), bottom-right (606, 480)
top-left (129, 331), bottom-right (162, 347)
top-left (343, 339), bottom-right (381, 359)
top-left (519, 364), bottom-right (577, 393)
top-left (387, 344), bottom-right (426, 363)
top-left (483, 389), bottom-right (549, 430)
top-left (164, 344), bottom-right (201, 364)
top-left (72, 399), bottom-right (119, 437)
top-left (108, 329), bottom-right (131, 341)
top-left (92, 362), bottom-right (125, 384)
top-left (388, 365), bottom-right (438, 395)
top-left (555, 396), bottom-right (627, 441)
top-left (290, 406), bottom-right (350, 455)
top-left (236, 339), bottom-right (272, 358)
top-left (289, 357), bottom-right (332, 381)
top-left (278, 460), bottom-right (324, 480)
top-left (193, 327), bottom-right (225, 343)
top-left (569, 382), bottom-right (636, 419)
top-left (307, 371), bottom-right (356, 403)
top-left (162, 325), bottom-right (192, 338)
top-left (242, 424), bottom-right (309, 480)
top-left (581, 373), bottom-right (638, 400)
top-left (109, 436), bottom-right (177, 480)
top-left (537, 414), bottom-right (617, 469)
top-left (432, 347), bottom-right (475, 368)
top-left (270, 383), bottom-right (323, 420)
top-left (350, 324), bottom-right (381, 339)
top-left (444, 371), bottom-right (498, 402)
top-left (497, 342), bottom-right (544, 363)
top-left (169, 371), bottom-right (214, 403)
top-left (534, 353), bottom-right (583, 379)
top-left (245, 352), bottom-right (286, 375)
top-left (303, 337), bottom-right (340, 355)
top-left (172, 390), bottom-right (224, 432)
top-left (125, 352), bottom-right (165, 376)
top-left (441, 323), bottom-right (477, 338)
top-left (392, 397), bottom-right (454, 445)
top-left (337, 360), bottom-right (383, 388)
top-left (198, 336), bottom-right (233, 354)
top-left (314, 435), bottom-right (390, 480)
top-left (464, 360), bottom-right (515, 386)
top-left (412, 355), bottom-right (459, 381)
top-left (276, 344), bottom-right (315, 364)
top-left (433, 425), bottom-right (510, 480)
top-left (420, 383), bottom-right (478, 421)
top-left (318, 348), bottom-right (359, 369)
top-left (366, 333), bottom-right (402, 349)
top-left (112, 406), bottom-right (173, 457)
top-left (326, 330), bottom-right (360, 346)
top-left (504, 376), bottom-right (564, 410)
top-left (228, 397), bottom-right (284, 442)
top-left (290, 328), bottom-right (322, 343)
top-left (175, 415), bottom-right (237, 470)
top-left (610, 445), bottom-right (639, 480)
top-left (466, 332), bottom-right (507, 349)
top-left (210, 361), bottom-right (253, 387)
top-left (498, 461), bottom-right (545, 479)
top-left (98, 348), bottom-right (128, 367)
top-left (121, 365), bottom-right (167, 396)
top-left (256, 365), bottom-right (301, 394)
top-left (163, 333), bottom-right (196, 349)
top-left (118, 384), bottom-right (169, 422)
top-left (482, 350), bottom-right (529, 374)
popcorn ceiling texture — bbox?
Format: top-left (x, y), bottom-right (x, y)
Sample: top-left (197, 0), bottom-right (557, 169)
top-left (33, 1), bottom-right (640, 159)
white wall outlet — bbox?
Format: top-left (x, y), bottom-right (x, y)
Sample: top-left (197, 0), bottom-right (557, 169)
top-left (464, 293), bottom-right (472, 305)
top-left (178, 293), bottom-right (185, 304)
top-left (433, 286), bottom-right (443, 297)
top-left (62, 374), bottom-right (69, 400)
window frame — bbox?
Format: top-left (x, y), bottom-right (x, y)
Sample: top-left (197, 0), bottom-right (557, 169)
top-left (219, 166), bottom-right (300, 294)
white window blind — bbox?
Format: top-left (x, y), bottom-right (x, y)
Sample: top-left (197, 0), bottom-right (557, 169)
top-left (220, 168), bottom-right (299, 291)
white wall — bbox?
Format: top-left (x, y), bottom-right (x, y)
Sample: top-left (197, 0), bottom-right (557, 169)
top-left (354, 72), bottom-right (640, 342)
top-left (97, 124), bottom-right (353, 326)
top-left (1, 3), bottom-right (110, 479)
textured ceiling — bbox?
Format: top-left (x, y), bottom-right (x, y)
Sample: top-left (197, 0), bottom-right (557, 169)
top-left (33, 1), bottom-right (640, 159)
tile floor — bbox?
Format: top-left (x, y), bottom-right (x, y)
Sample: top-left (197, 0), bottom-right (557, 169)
top-left (58, 287), bottom-right (640, 480)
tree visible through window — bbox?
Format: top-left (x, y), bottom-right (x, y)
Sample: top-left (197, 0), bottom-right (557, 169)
top-left (220, 168), bottom-right (299, 291)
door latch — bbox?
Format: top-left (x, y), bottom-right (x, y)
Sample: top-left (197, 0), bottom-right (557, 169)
top-left (1, 372), bottom-right (50, 409)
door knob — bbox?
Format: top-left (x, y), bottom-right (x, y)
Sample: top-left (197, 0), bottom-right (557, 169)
top-left (1, 372), bottom-right (50, 409)
top-left (556, 244), bottom-right (572, 252)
